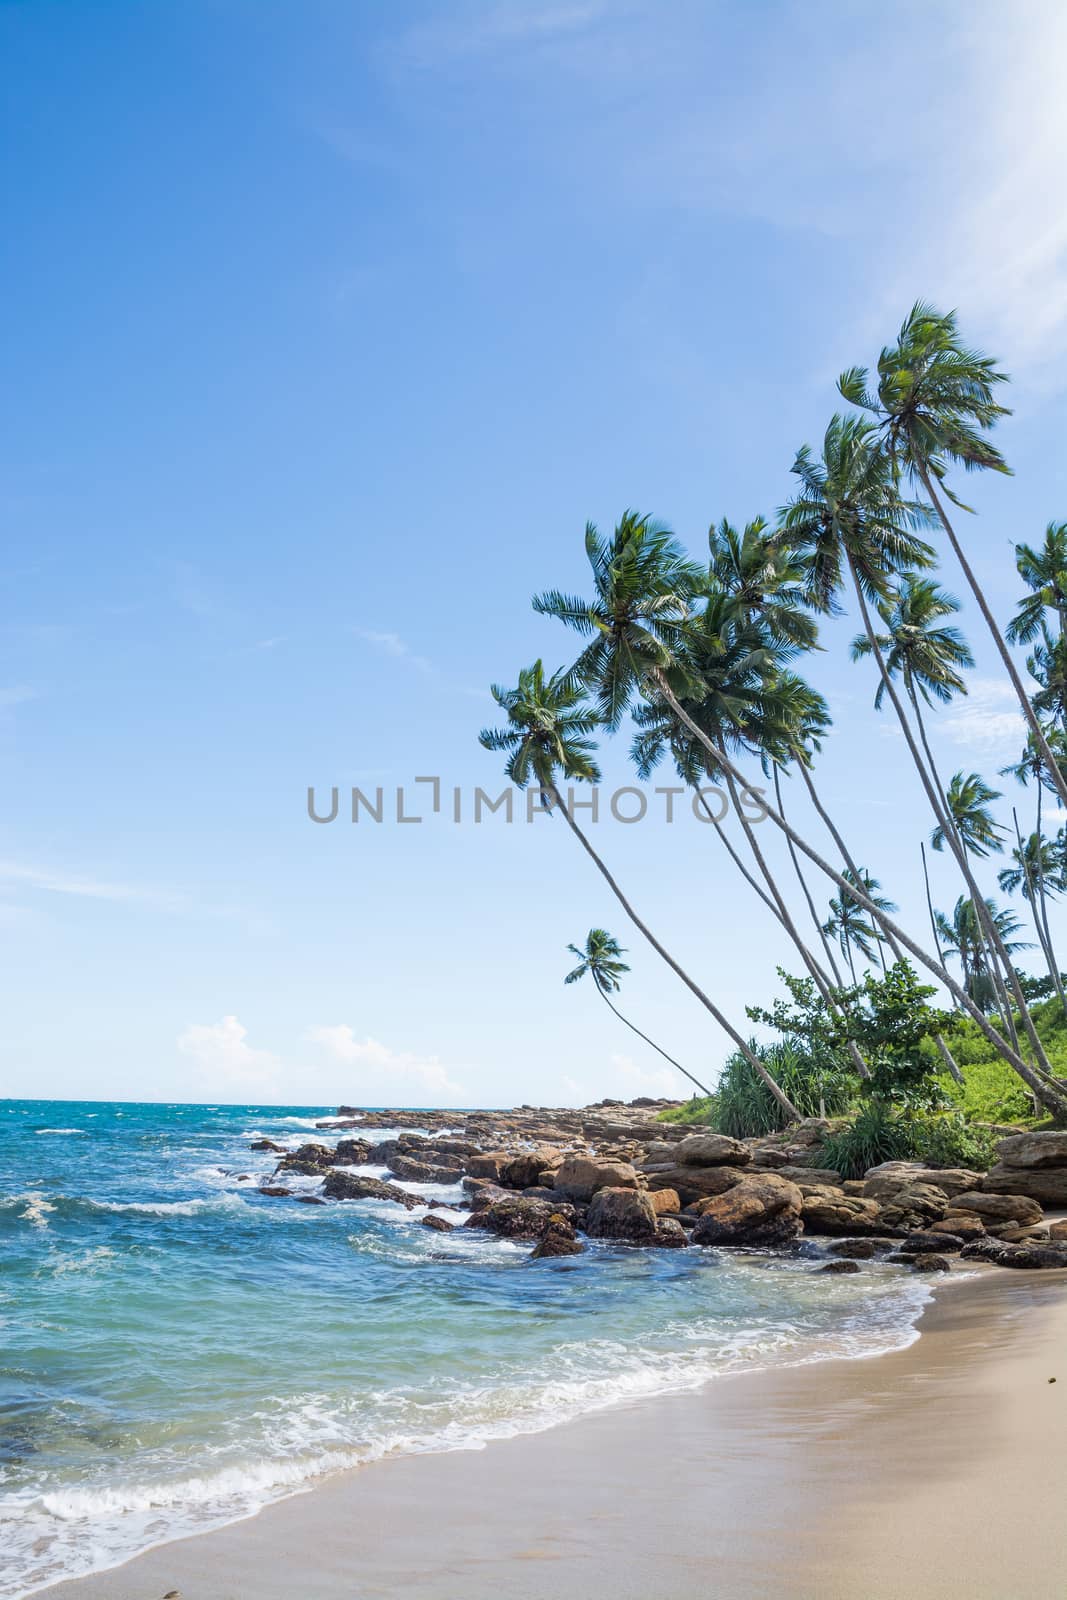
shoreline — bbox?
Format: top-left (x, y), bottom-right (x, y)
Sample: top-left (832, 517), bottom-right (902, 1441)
top-left (42, 1267), bottom-right (1067, 1600)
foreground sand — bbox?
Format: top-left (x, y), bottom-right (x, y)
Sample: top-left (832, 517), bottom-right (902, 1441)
top-left (48, 1269), bottom-right (1067, 1600)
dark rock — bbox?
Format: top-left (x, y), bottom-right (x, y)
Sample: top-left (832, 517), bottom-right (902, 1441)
top-left (819, 1259), bottom-right (861, 1274)
top-left (902, 1231), bottom-right (964, 1254)
top-left (653, 1217), bottom-right (688, 1248)
top-left (691, 1173), bottom-right (804, 1248)
top-left (258, 1186), bottom-right (292, 1198)
top-left (277, 1142), bottom-right (337, 1175)
top-left (250, 1138), bottom-right (285, 1153)
top-left (911, 1254), bottom-right (951, 1273)
top-left (386, 1154), bottom-right (463, 1184)
top-left (421, 1213), bottom-right (455, 1233)
top-left (961, 1237), bottom-right (1067, 1270)
top-left (827, 1238), bottom-right (894, 1260)
top-left (296, 1194), bottom-right (326, 1205)
top-left (321, 1171), bottom-right (419, 1208)
top-left (530, 1214), bottom-right (585, 1259)
top-left (585, 1187), bottom-right (659, 1242)
top-left (466, 1196), bottom-right (577, 1241)
top-left (332, 1138), bottom-right (372, 1166)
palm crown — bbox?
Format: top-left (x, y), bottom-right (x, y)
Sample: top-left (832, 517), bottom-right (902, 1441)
top-left (850, 574), bottom-right (973, 710)
top-left (930, 772), bottom-right (1005, 858)
top-left (1007, 522), bottom-right (1067, 644)
top-left (479, 660), bottom-right (601, 790)
top-left (564, 929), bottom-right (630, 993)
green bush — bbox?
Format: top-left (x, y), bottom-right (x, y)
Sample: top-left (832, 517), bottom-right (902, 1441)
top-left (714, 1040), bottom-right (853, 1140)
top-left (817, 1105), bottom-right (999, 1180)
top-left (658, 1096), bottom-right (717, 1126)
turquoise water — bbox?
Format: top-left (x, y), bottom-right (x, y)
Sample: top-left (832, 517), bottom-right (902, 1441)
top-left (0, 1100), bottom-right (930, 1596)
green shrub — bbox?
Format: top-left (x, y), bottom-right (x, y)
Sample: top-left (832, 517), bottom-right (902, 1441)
top-left (912, 1114), bottom-right (998, 1170)
top-left (817, 1101), bottom-right (916, 1179)
top-left (714, 1040), bottom-right (853, 1140)
top-left (658, 1096), bottom-right (717, 1126)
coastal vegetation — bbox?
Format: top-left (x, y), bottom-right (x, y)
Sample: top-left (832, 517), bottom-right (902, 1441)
top-left (480, 302), bottom-right (1067, 1142)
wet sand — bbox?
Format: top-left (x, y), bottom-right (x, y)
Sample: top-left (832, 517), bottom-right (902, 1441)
top-left (46, 1269), bottom-right (1067, 1600)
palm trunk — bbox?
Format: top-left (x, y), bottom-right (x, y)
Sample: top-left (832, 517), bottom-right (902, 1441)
top-left (1013, 804), bottom-right (1067, 1018)
top-left (773, 766), bottom-right (846, 986)
top-left (919, 464), bottom-right (1067, 811)
top-left (649, 674), bottom-right (1067, 1119)
top-left (596, 984), bottom-right (713, 1098)
top-left (920, 840), bottom-right (964, 1078)
top-left (546, 783), bottom-right (801, 1120)
top-left (1034, 785), bottom-right (1067, 1016)
top-left (848, 553), bottom-right (1052, 1081)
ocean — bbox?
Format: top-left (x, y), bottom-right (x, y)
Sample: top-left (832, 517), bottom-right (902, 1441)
top-left (0, 1099), bottom-right (932, 1597)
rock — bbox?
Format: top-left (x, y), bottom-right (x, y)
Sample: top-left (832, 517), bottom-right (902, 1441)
top-left (827, 1238), bottom-right (894, 1260)
top-left (950, 1191), bottom-right (1043, 1225)
top-left (654, 1217), bottom-right (688, 1248)
top-left (645, 1166), bottom-right (745, 1205)
top-left (994, 1130), bottom-right (1067, 1169)
top-left (801, 1188), bottom-right (884, 1236)
top-left (465, 1151), bottom-right (511, 1181)
top-left (386, 1154), bottom-right (463, 1184)
top-left (691, 1174), bottom-right (804, 1248)
top-left (530, 1222), bottom-right (584, 1259)
top-left (277, 1143), bottom-right (336, 1175)
top-left (763, 1165), bottom-right (844, 1188)
top-left (673, 1133), bottom-right (751, 1167)
top-left (841, 1180), bottom-right (868, 1197)
top-left (466, 1196), bottom-right (577, 1241)
top-left (981, 1165), bottom-right (1067, 1206)
top-left (585, 1187), bottom-right (659, 1242)
top-left (250, 1138), bottom-right (285, 1153)
top-left (499, 1147), bottom-right (566, 1189)
top-left (961, 1237), bottom-right (1067, 1270)
top-left (333, 1138), bottom-right (372, 1165)
top-left (258, 1185), bottom-right (292, 1197)
top-left (863, 1162), bottom-right (983, 1201)
top-left (296, 1194), bottom-right (326, 1205)
top-left (1049, 1219), bottom-right (1067, 1241)
top-left (421, 1213), bottom-right (455, 1233)
top-left (819, 1259), bottom-right (861, 1274)
top-left (876, 1184), bottom-right (950, 1232)
top-left (553, 1157), bottom-right (639, 1202)
top-left (932, 1213), bottom-right (986, 1241)
top-left (461, 1177), bottom-right (510, 1209)
top-left (321, 1172), bottom-right (418, 1208)
top-left (912, 1254), bottom-right (951, 1273)
top-left (902, 1231), bottom-right (964, 1254)
top-left (990, 1223), bottom-right (1050, 1243)
top-left (648, 1188), bottom-right (681, 1215)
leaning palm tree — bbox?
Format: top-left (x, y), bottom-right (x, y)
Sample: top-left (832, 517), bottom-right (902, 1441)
top-left (999, 823), bottom-right (1067, 1017)
top-left (782, 423), bottom-right (1051, 1079)
top-left (533, 511), bottom-right (1067, 1117)
top-left (478, 659), bottom-right (801, 1119)
top-left (564, 929), bottom-right (712, 1097)
top-left (1007, 522), bottom-right (1067, 645)
top-left (930, 773), bottom-right (1006, 859)
top-left (821, 869), bottom-right (895, 983)
top-left (936, 897), bottom-right (1033, 1014)
top-left (708, 516), bottom-right (818, 648)
top-left (838, 301), bottom-right (1067, 811)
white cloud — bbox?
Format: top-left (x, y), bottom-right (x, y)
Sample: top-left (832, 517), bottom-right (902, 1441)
top-left (353, 628), bottom-right (434, 675)
top-left (178, 1016), bottom-right (283, 1097)
top-left (939, 679), bottom-right (1026, 754)
top-left (559, 1052), bottom-right (685, 1106)
top-left (0, 858), bottom-right (187, 909)
top-left (306, 1025), bottom-right (467, 1101)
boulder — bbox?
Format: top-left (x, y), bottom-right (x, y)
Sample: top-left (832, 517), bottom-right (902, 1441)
top-left (321, 1171), bottom-right (418, 1208)
top-left (981, 1165), bottom-right (1067, 1207)
top-left (911, 1254), bottom-right (951, 1273)
top-left (553, 1157), bottom-right (639, 1202)
top-left (648, 1188), bottom-right (681, 1216)
top-left (332, 1138), bottom-right (372, 1165)
top-left (250, 1138), bottom-right (285, 1153)
top-left (585, 1187), bottom-right (659, 1242)
top-left (530, 1219), bottom-right (584, 1259)
top-left (819, 1259), bottom-right (861, 1274)
top-left (691, 1173), bottom-right (804, 1248)
top-left (949, 1191), bottom-right (1043, 1226)
top-left (876, 1184), bottom-right (950, 1233)
top-left (461, 1178), bottom-right (510, 1211)
top-left (994, 1130), bottom-right (1067, 1169)
top-left (645, 1166), bottom-right (745, 1205)
top-left (863, 1162), bottom-right (983, 1201)
top-left (902, 1230), bottom-right (964, 1254)
top-left (466, 1196), bottom-right (577, 1241)
top-left (654, 1217), bottom-right (688, 1248)
top-left (932, 1213), bottom-right (986, 1242)
top-left (961, 1237), bottom-right (1067, 1270)
top-left (258, 1185), bottom-right (292, 1197)
top-left (277, 1142), bottom-right (336, 1175)
top-left (499, 1147), bottom-right (566, 1189)
top-left (800, 1188), bottom-right (884, 1236)
top-left (421, 1213), bottom-right (455, 1233)
top-left (387, 1154), bottom-right (463, 1184)
top-left (296, 1194), bottom-right (326, 1205)
top-left (465, 1151), bottom-right (511, 1181)
top-left (827, 1238), bottom-right (894, 1260)
top-left (1049, 1219), bottom-right (1067, 1241)
top-left (673, 1133), bottom-right (751, 1167)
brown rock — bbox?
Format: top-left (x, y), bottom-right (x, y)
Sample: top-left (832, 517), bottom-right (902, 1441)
top-left (466, 1196), bottom-right (577, 1241)
top-left (827, 1238), bottom-right (895, 1260)
top-left (465, 1151), bottom-right (511, 1181)
top-left (499, 1147), bottom-right (566, 1189)
top-left (585, 1187), bottom-right (659, 1242)
top-left (902, 1230), bottom-right (964, 1254)
top-left (250, 1138), bottom-right (285, 1153)
top-left (863, 1162), bottom-right (983, 1201)
top-left (654, 1217), bottom-right (688, 1248)
top-left (911, 1254), bottom-right (951, 1273)
top-left (648, 1188), bottom-right (681, 1215)
top-left (530, 1225), bottom-right (584, 1259)
top-left (994, 1130), bottom-right (1067, 1169)
top-left (690, 1173), bottom-right (804, 1248)
top-left (421, 1213), bottom-right (455, 1233)
top-left (981, 1165), bottom-right (1067, 1206)
top-left (950, 1191), bottom-right (1043, 1225)
top-left (819, 1259), bottom-right (861, 1274)
top-left (258, 1185), bottom-right (292, 1197)
top-left (553, 1157), bottom-right (639, 1202)
top-left (321, 1172), bottom-right (419, 1208)
top-left (876, 1184), bottom-right (950, 1232)
top-left (932, 1213), bottom-right (986, 1241)
top-left (645, 1166), bottom-right (745, 1205)
top-left (277, 1143), bottom-right (336, 1175)
top-left (673, 1133), bottom-right (751, 1167)
top-left (801, 1188), bottom-right (884, 1236)
top-left (1048, 1219), bottom-right (1067, 1241)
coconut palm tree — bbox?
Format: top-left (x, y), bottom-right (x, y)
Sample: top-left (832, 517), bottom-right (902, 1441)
top-left (564, 929), bottom-right (712, 1097)
top-left (838, 301), bottom-right (1067, 811)
top-left (708, 516), bottom-right (818, 648)
top-left (478, 660), bottom-right (801, 1119)
top-left (821, 869), bottom-right (894, 983)
top-left (999, 822), bottom-right (1067, 1017)
top-left (533, 512), bottom-right (1067, 1116)
top-left (930, 773), bottom-right (1006, 859)
top-left (936, 897), bottom-right (1033, 1014)
top-left (1007, 522), bottom-right (1067, 645)
top-left (782, 422), bottom-right (1051, 1078)
top-left (850, 573), bottom-right (973, 711)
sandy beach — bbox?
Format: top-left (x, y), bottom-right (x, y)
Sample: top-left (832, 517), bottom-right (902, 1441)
top-left (45, 1268), bottom-right (1067, 1600)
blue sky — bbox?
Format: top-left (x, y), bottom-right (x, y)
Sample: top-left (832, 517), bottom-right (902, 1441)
top-left (4, 0), bottom-right (1067, 1106)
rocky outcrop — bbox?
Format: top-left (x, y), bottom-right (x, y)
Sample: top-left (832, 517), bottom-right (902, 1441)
top-left (421, 1213), bottom-right (455, 1233)
top-left (873, 1183), bottom-right (950, 1232)
top-left (993, 1130), bottom-right (1067, 1168)
top-left (961, 1236), bottom-right (1067, 1270)
top-left (862, 1162), bottom-right (983, 1201)
top-left (466, 1196), bottom-right (578, 1241)
top-left (911, 1254), bottom-right (951, 1272)
top-left (499, 1147), bottom-right (566, 1190)
top-left (980, 1132), bottom-right (1067, 1206)
top-left (672, 1133), bottom-right (751, 1167)
top-left (250, 1138), bottom-right (285, 1153)
top-left (800, 1188), bottom-right (884, 1236)
top-left (530, 1214), bottom-right (585, 1259)
top-left (901, 1230), bottom-right (965, 1254)
top-left (819, 1259), bottom-right (861, 1274)
top-left (644, 1166), bottom-right (744, 1205)
top-left (386, 1154), bottom-right (463, 1184)
top-left (321, 1171), bottom-right (419, 1208)
top-left (585, 1187), bottom-right (659, 1242)
top-left (552, 1157), bottom-right (639, 1202)
top-left (948, 1191), bottom-right (1043, 1226)
top-left (648, 1188), bottom-right (681, 1215)
top-left (691, 1173), bottom-right (804, 1247)
top-left (278, 1143), bottom-right (337, 1174)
